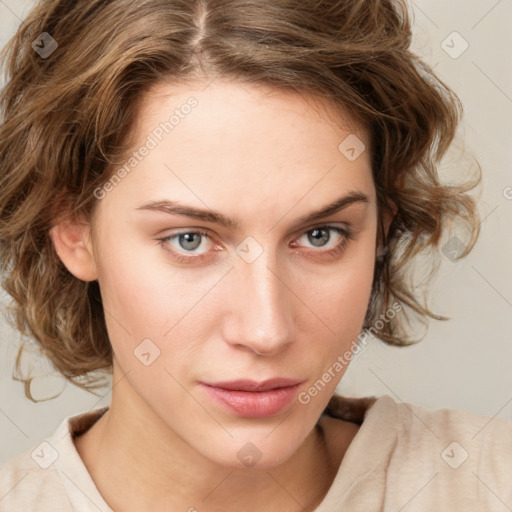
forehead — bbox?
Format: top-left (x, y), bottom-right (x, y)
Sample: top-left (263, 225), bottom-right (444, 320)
top-left (136, 78), bottom-right (369, 147)
top-left (96, 78), bottom-right (375, 228)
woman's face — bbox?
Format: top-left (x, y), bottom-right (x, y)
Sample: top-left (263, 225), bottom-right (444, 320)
top-left (86, 79), bottom-right (378, 468)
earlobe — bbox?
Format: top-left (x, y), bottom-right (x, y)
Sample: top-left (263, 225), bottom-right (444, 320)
top-left (49, 220), bottom-right (98, 282)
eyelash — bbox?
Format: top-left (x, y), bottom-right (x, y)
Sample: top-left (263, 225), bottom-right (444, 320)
top-left (157, 225), bottom-right (355, 264)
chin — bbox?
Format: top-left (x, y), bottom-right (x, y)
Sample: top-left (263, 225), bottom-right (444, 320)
top-left (199, 424), bottom-right (311, 470)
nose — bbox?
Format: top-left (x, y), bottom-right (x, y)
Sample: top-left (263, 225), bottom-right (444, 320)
top-left (222, 247), bottom-right (295, 356)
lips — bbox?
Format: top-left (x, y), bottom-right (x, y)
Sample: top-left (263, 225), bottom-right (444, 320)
top-left (200, 378), bottom-right (304, 418)
top-left (203, 378), bottom-right (304, 392)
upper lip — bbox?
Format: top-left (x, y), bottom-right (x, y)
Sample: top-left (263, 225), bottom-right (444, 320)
top-left (203, 378), bottom-right (304, 392)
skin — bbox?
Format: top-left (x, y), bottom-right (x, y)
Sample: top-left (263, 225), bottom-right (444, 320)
top-left (50, 78), bottom-right (392, 511)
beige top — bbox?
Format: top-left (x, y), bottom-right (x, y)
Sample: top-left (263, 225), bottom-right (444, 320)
top-left (1, 394), bottom-right (511, 511)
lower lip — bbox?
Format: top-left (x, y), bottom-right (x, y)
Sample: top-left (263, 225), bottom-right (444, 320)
top-left (201, 383), bottom-right (301, 418)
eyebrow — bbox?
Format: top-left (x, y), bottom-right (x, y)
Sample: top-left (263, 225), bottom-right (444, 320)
top-left (135, 191), bottom-right (369, 231)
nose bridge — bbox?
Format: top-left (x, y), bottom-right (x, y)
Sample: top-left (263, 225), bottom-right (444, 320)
top-left (226, 243), bottom-right (293, 355)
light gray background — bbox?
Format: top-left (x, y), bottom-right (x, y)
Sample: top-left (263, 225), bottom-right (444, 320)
top-left (1, 0), bottom-right (511, 465)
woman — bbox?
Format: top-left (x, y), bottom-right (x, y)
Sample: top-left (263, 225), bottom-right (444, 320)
top-left (0, 0), bottom-right (510, 511)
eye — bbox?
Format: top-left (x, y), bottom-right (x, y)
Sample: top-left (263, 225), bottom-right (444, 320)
top-left (158, 230), bottom-right (216, 263)
top-left (298, 226), bottom-right (347, 248)
top-left (158, 224), bottom-right (355, 264)
top-left (291, 225), bottom-right (354, 257)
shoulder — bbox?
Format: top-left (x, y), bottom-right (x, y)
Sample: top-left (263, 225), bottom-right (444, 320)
top-left (321, 394), bottom-right (512, 510)
top-left (0, 443), bottom-right (73, 511)
top-left (325, 393), bottom-right (512, 450)
top-left (377, 395), bottom-right (512, 507)
top-left (0, 407), bottom-right (110, 512)
top-left (368, 394), bottom-right (512, 458)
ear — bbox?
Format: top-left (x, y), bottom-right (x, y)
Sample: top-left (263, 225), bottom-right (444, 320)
top-left (383, 199), bottom-right (397, 235)
top-left (376, 199), bottom-right (397, 259)
top-left (49, 218), bottom-right (98, 282)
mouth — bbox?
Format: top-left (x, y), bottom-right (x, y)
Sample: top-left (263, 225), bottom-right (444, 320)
top-left (200, 378), bottom-right (305, 418)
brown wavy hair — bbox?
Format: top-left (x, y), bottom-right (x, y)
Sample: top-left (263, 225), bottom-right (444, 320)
top-left (0, 0), bottom-right (480, 400)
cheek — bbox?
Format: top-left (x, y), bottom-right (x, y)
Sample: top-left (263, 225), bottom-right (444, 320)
top-left (308, 237), bottom-right (375, 327)
top-left (94, 237), bottom-right (222, 366)
top-left (296, 244), bottom-right (376, 400)
top-left (296, 234), bottom-right (376, 378)
top-left (94, 246), bottom-right (199, 401)
top-left (95, 235), bottom-right (188, 330)
top-left (97, 253), bottom-right (168, 332)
